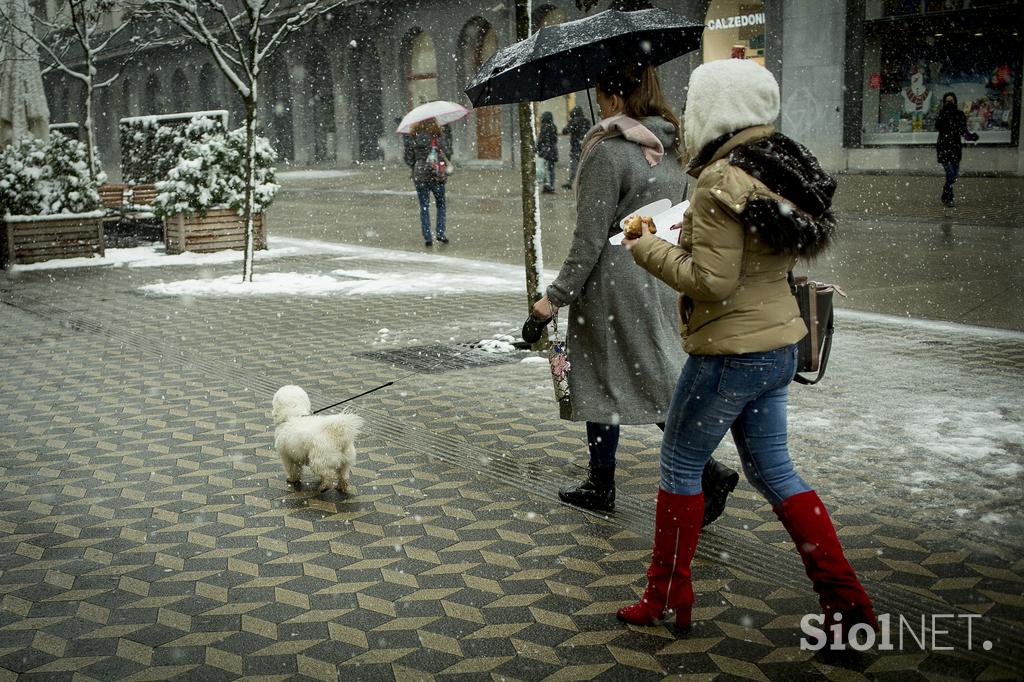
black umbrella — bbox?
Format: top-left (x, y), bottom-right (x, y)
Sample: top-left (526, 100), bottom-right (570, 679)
top-left (464, 8), bottom-right (703, 108)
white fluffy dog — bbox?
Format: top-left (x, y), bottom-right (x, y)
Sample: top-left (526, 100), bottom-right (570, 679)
top-left (272, 385), bottom-right (364, 493)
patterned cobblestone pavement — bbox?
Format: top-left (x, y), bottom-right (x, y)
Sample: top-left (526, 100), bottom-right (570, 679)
top-left (1, 250), bottom-right (1022, 681)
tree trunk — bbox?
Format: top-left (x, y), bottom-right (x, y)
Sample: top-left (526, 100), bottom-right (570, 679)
top-left (515, 0), bottom-right (544, 344)
top-left (242, 94), bottom-right (257, 282)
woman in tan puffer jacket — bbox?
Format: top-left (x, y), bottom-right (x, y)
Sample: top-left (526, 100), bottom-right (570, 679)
top-left (617, 58), bottom-right (876, 644)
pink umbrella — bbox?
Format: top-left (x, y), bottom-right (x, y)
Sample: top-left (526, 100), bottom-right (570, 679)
top-left (396, 100), bottom-right (470, 134)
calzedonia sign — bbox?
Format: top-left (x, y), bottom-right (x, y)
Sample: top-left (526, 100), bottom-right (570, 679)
top-left (706, 13), bottom-right (765, 30)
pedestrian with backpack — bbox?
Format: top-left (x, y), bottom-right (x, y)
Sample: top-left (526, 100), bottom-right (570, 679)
top-left (404, 118), bottom-right (452, 246)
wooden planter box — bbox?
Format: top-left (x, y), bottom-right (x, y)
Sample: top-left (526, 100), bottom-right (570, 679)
top-left (99, 182), bottom-right (126, 210)
top-left (125, 183), bottom-right (158, 209)
top-left (99, 182), bottom-right (158, 211)
top-left (2, 212), bottom-right (105, 268)
top-left (163, 208), bottom-right (267, 255)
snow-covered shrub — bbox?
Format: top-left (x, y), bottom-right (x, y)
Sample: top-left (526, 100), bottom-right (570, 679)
top-left (0, 134), bottom-right (105, 217)
top-left (153, 125), bottom-right (279, 218)
top-left (120, 114), bottom-right (225, 184)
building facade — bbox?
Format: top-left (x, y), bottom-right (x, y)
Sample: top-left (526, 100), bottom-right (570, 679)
top-left (42, 0), bottom-right (1024, 176)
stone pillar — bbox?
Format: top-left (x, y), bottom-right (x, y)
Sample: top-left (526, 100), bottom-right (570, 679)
top-left (329, 47), bottom-right (354, 166)
top-left (377, 39), bottom-right (404, 164)
top-left (285, 50), bottom-right (312, 166)
top-left (778, 0), bottom-right (847, 171)
top-left (1018, 45), bottom-right (1024, 176)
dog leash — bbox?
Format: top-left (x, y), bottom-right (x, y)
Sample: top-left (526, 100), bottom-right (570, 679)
top-left (312, 381), bottom-right (396, 414)
top-left (312, 323), bottom-right (531, 414)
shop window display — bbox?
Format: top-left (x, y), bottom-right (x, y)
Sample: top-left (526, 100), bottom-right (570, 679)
top-left (703, 0), bottom-right (765, 65)
top-left (861, 22), bottom-right (1018, 145)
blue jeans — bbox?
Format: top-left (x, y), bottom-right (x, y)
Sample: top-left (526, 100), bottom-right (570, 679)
top-left (659, 345), bottom-right (811, 506)
top-left (941, 161), bottom-right (959, 203)
top-left (544, 159), bottom-right (556, 189)
top-left (416, 181), bottom-right (446, 241)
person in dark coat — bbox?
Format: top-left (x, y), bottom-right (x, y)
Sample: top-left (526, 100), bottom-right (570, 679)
top-left (404, 118), bottom-right (452, 246)
top-left (935, 92), bottom-right (978, 207)
top-left (562, 105), bottom-right (591, 188)
top-left (536, 111), bottom-right (559, 193)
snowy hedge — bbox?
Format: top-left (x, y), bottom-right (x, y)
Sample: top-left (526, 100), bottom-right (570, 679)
top-left (119, 113), bottom-right (226, 185)
top-left (0, 134), bottom-right (105, 217)
top-left (153, 122), bottom-right (279, 218)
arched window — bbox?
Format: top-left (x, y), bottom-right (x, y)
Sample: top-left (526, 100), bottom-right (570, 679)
top-left (406, 30), bottom-right (438, 108)
top-left (197, 64), bottom-right (216, 110)
top-left (261, 55), bottom-right (294, 161)
top-left (460, 18), bottom-right (502, 159)
top-left (305, 48), bottom-right (336, 162)
top-left (121, 77), bottom-right (133, 118)
top-left (53, 80), bottom-right (70, 122)
top-left (171, 69), bottom-right (191, 112)
top-left (143, 74), bottom-right (162, 114)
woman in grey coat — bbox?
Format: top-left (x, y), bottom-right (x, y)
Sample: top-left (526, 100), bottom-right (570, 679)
top-left (532, 64), bottom-right (738, 516)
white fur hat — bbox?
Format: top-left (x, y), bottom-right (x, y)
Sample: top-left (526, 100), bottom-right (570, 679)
top-left (683, 59), bottom-right (780, 159)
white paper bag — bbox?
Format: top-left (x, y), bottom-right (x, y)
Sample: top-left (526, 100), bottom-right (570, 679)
top-left (609, 200), bottom-right (689, 245)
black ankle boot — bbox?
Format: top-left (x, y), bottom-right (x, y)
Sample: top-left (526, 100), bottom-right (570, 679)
top-left (701, 457), bottom-right (739, 527)
top-left (559, 467), bottom-right (615, 512)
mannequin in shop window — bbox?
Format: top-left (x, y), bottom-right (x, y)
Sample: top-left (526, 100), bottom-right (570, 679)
top-left (901, 63), bottom-right (932, 132)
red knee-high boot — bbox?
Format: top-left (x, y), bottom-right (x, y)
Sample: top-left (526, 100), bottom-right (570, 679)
top-left (617, 489), bottom-right (703, 628)
top-left (774, 491), bottom-right (878, 638)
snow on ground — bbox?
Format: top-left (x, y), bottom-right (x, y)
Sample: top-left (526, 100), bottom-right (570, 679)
top-left (141, 268), bottom-right (521, 297)
top-left (8, 238), bottom-right (327, 272)
top-left (353, 189), bottom-right (417, 197)
top-left (476, 334), bottom-right (517, 353)
top-left (8, 238), bottom-right (560, 299)
top-left (131, 237), bottom-right (559, 297)
top-left (275, 169), bottom-right (362, 180)
top-left (777, 324), bottom-right (1024, 547)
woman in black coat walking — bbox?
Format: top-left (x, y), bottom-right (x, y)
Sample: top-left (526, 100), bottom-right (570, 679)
top-left (536, 111), bottom-right (559, 193)
top-left (562, 105), bottom-right (591, 188)
top-left (935, 92), bottom-right (978, 207)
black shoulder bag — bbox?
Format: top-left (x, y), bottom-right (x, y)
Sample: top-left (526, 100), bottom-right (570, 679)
top-left (788, 272), bottom-right (844, 385)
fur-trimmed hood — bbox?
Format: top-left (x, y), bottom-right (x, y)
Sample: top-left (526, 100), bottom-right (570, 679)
top-left (684, 59), bottom-right (780, 160)
top-left (731, 132), bottom-right (837, 258)
top-left (687, 125), bottom-right (837, 259)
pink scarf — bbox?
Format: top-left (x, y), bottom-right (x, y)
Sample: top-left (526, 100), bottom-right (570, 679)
top-left (573, 114), bottom-right (664, 199)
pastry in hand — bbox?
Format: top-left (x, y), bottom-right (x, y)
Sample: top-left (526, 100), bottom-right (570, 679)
top-left (623, 215), bottom-right (656, 239)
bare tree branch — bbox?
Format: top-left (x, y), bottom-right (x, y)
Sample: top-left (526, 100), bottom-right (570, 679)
top-left (198, 0), bottom-right (248, 70)
top-left (258, 0), bottom-right (347, 64)
top-left (0, 4), bottom-right (89, 84)
top-left (146, 3), bottom-right (249, 93)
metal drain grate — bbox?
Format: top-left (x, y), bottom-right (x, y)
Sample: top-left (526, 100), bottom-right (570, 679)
top-left (358, 343), bottom-right (527, 373)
